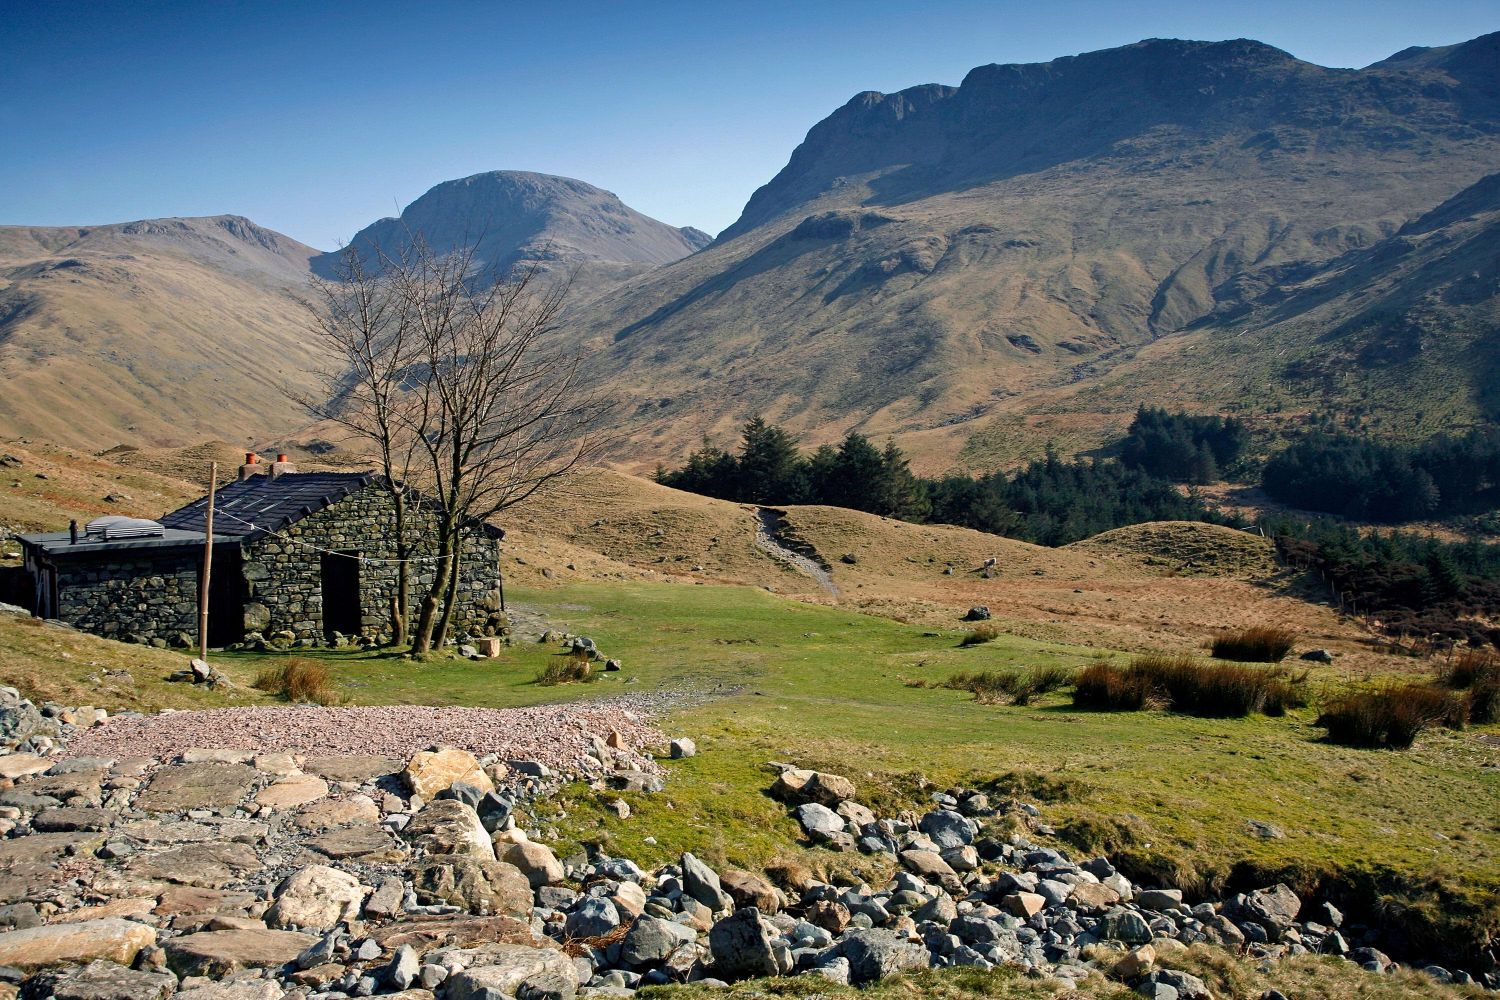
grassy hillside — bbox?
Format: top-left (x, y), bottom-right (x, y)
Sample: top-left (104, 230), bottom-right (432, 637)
top-left (4, 576), bottom-right (1492, 961)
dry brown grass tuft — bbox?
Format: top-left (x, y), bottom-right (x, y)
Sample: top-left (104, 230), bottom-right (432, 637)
top-left (253, 658), bottom-right (341, 705)
top-left (1316, 683), bottom-right (1466, 749)
top-left (535, 656), bottom-right (599, 686)
top-left (1211, 627), bottom-right (1296, 662)
top-left (958, 624), bottom-right (1000, 647)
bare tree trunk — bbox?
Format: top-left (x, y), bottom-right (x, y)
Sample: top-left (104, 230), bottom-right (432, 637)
top-left (433, 544), bottom-right (462, 650)
top-left (411, 524), bottom-right (454, 655)
top-left (392, 489), bottom-right (410, 646)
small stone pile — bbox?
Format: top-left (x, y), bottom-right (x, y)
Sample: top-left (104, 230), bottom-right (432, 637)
top-left (0, 685), bottom-right (109, 757)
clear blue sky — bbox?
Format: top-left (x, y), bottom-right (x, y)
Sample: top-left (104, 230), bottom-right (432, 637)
top-left (1, 0), bottom-right (1494, 249)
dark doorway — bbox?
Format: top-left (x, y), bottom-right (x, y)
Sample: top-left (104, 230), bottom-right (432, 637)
top-left (321, 551), bottom-right (362, 638)
top-left (205, 549), bottom-right (247, 647)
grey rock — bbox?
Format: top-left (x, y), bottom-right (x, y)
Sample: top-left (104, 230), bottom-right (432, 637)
top-left (1143, 970), bottom-right (1213, 1000)
top-left (385, 945), bottom-right (420, 989)
top-left (620, 915), bottom-right (697, 966)
top-left (835, 928), bottom-right (930, 985)
top-left (795, 803), bottom-right (845, 839)
top-left (1237, 884), bottom-right (1300, 936)
top-left (918, 810), bottom-right (976, 850)
top-left (708, 907), bottom-right (779, 981)
top-left (565, 896), bottom-right (621, 939)
top-left (22, 960), bottom-right (177, 1000)
top-left (1100, 907), bottom-right (1154, 944)
top-left (680, 853), bottom-right (732, 912)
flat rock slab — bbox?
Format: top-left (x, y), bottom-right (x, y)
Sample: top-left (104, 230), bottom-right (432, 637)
top-left (175, 985), bottom-right (286, 1000)
top-left (165, 927), bottom-right (317, 977)
top-left (120, 818), bottom-right (269, 845)
top-left (33, 806), bottom-right (117, 832)
top-left (302, 755), bottom-right (402, 783)
top-left (371, 915), bottom-right (538, 955)
top-left (442, 945), bottom-right (577, 1000)
top-left (135, 762), bottom-right (258, 812)
top-left (47, 756), bottom-right (118, 775)
top-left (154, 886), bottom-right (258, 917)
top-left (293, 795), bottom-right (379, 832)
top-left (128, 842), bottom-right (262, 888)
top-left (253, 775), bottom-right (328, 811)
top-left (0, 865), bottom-right (69, 904)
top-left (24, 959), bottom-right (176, 1000)
top-left (25, 772), bottom-right (107, 803)
top-left (51, 897), bottom-right (158, 923)
top-left (0, 831), bottom-right (105, 868)
top-left (304, 823), bottom-right (406, 863)
top-left (0, 754), bottom-right (50, 780)
top-left (0, 917), bottom-right (156, 970)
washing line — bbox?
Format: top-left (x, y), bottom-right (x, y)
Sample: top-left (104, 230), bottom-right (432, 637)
top-left (209, 508), bottom-right (459, 565)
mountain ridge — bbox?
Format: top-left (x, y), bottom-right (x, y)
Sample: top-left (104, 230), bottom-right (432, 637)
top-left (559, 30), bottom-right (1500, 469)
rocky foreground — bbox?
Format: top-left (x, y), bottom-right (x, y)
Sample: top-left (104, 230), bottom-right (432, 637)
top-left (0, 685), bottom-right (1491, 1000)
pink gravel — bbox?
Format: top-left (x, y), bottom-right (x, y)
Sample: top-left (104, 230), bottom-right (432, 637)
top-left (63, 702), bottom-right (667, 772)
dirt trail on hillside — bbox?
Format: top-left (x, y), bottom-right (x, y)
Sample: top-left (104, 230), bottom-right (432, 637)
top-left (754, 507), bottom-right (839, 597)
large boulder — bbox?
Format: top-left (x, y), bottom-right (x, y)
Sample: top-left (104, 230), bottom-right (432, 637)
top-left (835, 928), bottom-right (930, 985)
top-left (401, 799), bottom-right (494, 860)
top-left (442, 945), bottom-right (577, 1000)
top-left (500, 841), bottom-right (565, 888)
top-left (0, 919), bottom-right (156, 971)
top-left (265, 865), bottom-right (366, 930)
top-left (708, 907), bottom-right (780, 980)
top-left (412, 858), bottom-right (531, 918)
top-left (403, 748), bottom-right (495, 800)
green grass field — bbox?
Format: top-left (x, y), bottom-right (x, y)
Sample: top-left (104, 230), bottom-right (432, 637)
top-left (4, 577), bottom-right (1498, 962)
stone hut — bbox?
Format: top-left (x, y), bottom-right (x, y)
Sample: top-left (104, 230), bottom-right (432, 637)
top-left (17, 455), bottom-right (505, 647)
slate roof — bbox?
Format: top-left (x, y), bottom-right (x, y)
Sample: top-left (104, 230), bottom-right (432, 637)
top-left (159, 470), bottom-right (503, 542)
top-left (160, 471), bottom-right (377, 541)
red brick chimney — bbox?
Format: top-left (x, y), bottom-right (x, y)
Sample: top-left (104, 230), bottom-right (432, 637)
top-left (238, 452), bottom-right (264, 481)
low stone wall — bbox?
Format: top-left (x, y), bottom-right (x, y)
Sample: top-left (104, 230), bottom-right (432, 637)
top-left (53, 551), bottom-right (199, 645)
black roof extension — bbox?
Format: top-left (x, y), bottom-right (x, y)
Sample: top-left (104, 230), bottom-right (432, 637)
top-left (160, 471), bottom-right (376, 541)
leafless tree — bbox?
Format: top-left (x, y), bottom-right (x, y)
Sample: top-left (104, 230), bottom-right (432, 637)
top-left (302, 244), bottom-right (424, 645)
top-left (307, 233), bottom-right (607, 655)
top-left (389, 239), bottom-right (608, 653)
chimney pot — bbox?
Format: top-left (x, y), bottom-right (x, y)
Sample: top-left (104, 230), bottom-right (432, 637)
top-left (270, 453), bottom-right (297, 480)
top-left (238, 451), bottom-right (265, 482)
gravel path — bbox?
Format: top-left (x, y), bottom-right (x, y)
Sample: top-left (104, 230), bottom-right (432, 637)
top-left (63, 701), bottom-right (667, 771)
top-left (754, 508), bottom-right (839, 596)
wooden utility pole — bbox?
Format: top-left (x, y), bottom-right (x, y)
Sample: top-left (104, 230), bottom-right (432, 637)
top-left (197, 462), bottom-right (218, 661)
